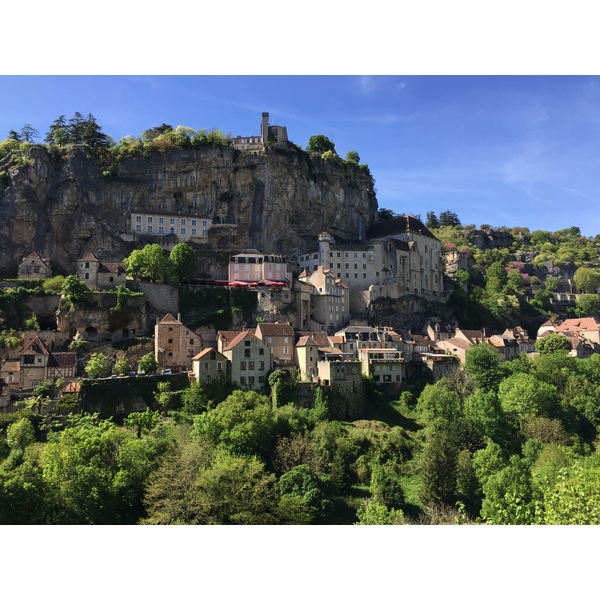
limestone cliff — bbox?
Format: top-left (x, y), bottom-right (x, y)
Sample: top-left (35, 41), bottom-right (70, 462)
top-left (0, 143), bottom-right (378, 274)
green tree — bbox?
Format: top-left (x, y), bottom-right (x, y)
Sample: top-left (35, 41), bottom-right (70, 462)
top-left (45, 115), bottom-right (69, 145)
top-left (0, 460), bottom-right (46, 524)
top-left (575, 293), bottom-right (600, 317)
top-left (344, 150), bottom-right (360, 165)
top-left (439, 210), bottom-right (461, 227)
top-left (464, 343), bottom-right (505, 392)
top-left (138, 352), bottom-right (158, 374)
top-left (277, 463), bottom-right (333, 523)
top-left (573, 266), bottom-right (600, 293)
top-left (306, 134), bottom-right (335, 154)
top-left (155, 381), bottom-right (172, 416)
top-left (168, 243), bottom-right (198, 284)
top-left (20, 124), bottom-right (39, 143)
top-left (112, 354), bottom-right (130, 376)
top-left (355, 502), bottom-right (404, 525)
top-left (180, 381), bottom-right (209, 417)
top-left (6, 418), bottom-right (36, 452)
top-left (124, 244), bottom-right (166, 282)
top-left (85, 352), bottom-right (110, 378)
top-left (419, 430), bottom-right (458, 508)
top-left (124, 408), bottom-right (160, 439)
top-left (498, 372), bottom-right (560, 422)
top-left (369, 464), bottom-right (405, 510)
top-left (535, 333), bottom-right (572, 355)
top-left (42, 414), bottom-right (129, 524)
top-left (480, 455), bottom-right (540, 524)
top-left (61, 275), bottom-right (92, 306)
top-left (426, 211), bottom-right (440, 229)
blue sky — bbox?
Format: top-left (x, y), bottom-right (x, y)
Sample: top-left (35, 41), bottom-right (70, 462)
top-left (3, 75), bottom-right (600, 236)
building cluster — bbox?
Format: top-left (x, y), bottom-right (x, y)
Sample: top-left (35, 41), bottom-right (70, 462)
top-left (154, 312), bottom-right (458, 392)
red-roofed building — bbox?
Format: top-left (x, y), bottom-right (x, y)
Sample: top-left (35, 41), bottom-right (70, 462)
top-left (255, 322), bottom-right (295, 368)
top-left (555, 318), bottom-right (600, 344)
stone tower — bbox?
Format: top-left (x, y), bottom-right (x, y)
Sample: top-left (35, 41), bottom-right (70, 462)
top-left (261, 112), bottom-right (269, 145)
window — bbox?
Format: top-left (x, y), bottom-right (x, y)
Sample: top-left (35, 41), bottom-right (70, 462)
top-left (204, 362), bottom-right (209, 371)
top-left (202, 229), bottom-right (207, 235)
top-left (191, 229), bottom-right (197, 235)
top-left (147, 226), bottom-right (153, 233)
top-left (191, 219), bottom-right (197, 226)
top-left (245, 340), bottom-right (251, 347)
top-left (158, 226), bottom-right (164, 233)
top-left (170, 228), bottom-right (175, 234)
top-left (136, 225), bottom-right (141, 231)
top-left (168, 352), bottom-right (173, 357)
top-left (248, 361), bottom-right (255, 370)
top-left (202, 220), bottom-right (207, 226)
top-left (244, 349), bottom-right (251, 357)
top-left (259, 361), bottom-right (265, 370)
top-left (248, 376), bottom-right (255, 385)
top-left (85, 262), bottom-right (90, 268)
top-left (189, 339), bottom-right (194, 345)
top-left (147, 216), bottom-right (153, 223)
top-left (240, 376), bottom-right (246, 385)
top-left (23, 355), bottom-right (35, 365)
top-left (85, 273), bottom-right (89, 280)
top-left (258, 375), bottom-right (265, 383)
top-left (170, 218), bottom-right (175, 224)
top-left (168, 339), bottom-right (173, 344)
top-left (181, 228), bottom-right (186, 234)
top-left (159, 217), bottom-right (164, 223)
top-left (240, 361), bottom-right (247, 370)
top-left (181, 219), bottom-right (186, 225)
top-left (217, 362), bottom-right (222, 371)
top-left (259, 348), bottom-right (264, 355)
top-left (135, 215), bottom-right (141, 222)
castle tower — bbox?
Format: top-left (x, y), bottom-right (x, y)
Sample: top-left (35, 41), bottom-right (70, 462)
top-left (261, 112), bottom-right (269, 145)
top-left (318, 231), bottom-right (332, 265)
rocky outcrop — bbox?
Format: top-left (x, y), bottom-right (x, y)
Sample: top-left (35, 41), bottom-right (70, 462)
top-left (466, 228), bottom-right (515, 250)
top-left (0, 144), bottom-right (378, 275)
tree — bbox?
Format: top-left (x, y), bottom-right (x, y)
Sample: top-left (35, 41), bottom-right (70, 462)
top-left (438, 210), bottom-right (461, 227)
top-left (81, 113), bottom-right (111, 151)
top-left (535, 333), bottom-right (572, 355)
top-left (426, 211), bottom-right (440, 229)
top-left (277, 464), bottom-right (333, 523)
top-left (378, 208), bottom-right (397, 221)
top-left (498, 372), bottom-right (560, 421)
top-left (112, 355), bottom-right (130, 376)
top-left (355, 502), bottom-right (405, 525)
top-left (45, 115), bottom-right (69, 145)
top-left (306, 134), bottom-right (335, 154)
top-left (20, 124), bottom-right (39, 143)
top-left (575, 293), bottom-right (600, 317)
top-left (61, 274), bottom-right (92, 306)
top-left (85, 352), bottom-right (110, 378)
top-left (344, 150), bottom-right (360, 165)
top-left (6, 418), bottom-right (35, 452)
top-left (138, 352), bottom-right (158, 374)
top-left (67, 112), bottom-right (87, 144)
top-left (419, 430), bottom-right (458, 507)
top-left (464, 343), bottom-right (505, 392)
top-left (155, 381), bottom-right (172, 416)
top-left (168, 243), bottom-right (198, 284)
top-left (369, 464), bottom-right (406, 510)
top-left (574, 266), bottom-right (600, 293)
top-left (123, 244), bottom-right (166, 282)
top-left (8, 129), bottom-right (22, 141)
top-left (124, 408), bottom-right (160, 439)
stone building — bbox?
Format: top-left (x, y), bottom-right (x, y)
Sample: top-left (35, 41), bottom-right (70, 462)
top-left (76, 253), bottom-right (127, 290)
top-left (191, 348), bottom-right (229, 385)
top-left (228, 252), bottom-right (292, 284)
top-left (154, 313), bottom-right (203, 373)
top-left (18, 252), bottom-right (52, 279)
top-left (231, 112), bottom-right (289, 151)
top-left (255, 322), bottom-right (295, 369)
top-left (297, 266), bottom-right (349, 333)
top-left (130, 210), bottom-right (212, 243)
top-left (3, 336), bottom-right (77, 391)
top-left (221, 330), bottom-right (272, 390)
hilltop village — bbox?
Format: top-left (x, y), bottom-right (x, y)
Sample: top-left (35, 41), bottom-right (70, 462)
top-left (1, 112), bottom-right (600, 417)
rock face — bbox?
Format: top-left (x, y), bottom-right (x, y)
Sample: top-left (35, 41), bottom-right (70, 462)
top-left (0, 144), bottom-right (378, 275)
